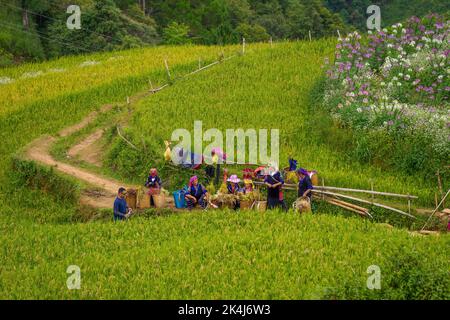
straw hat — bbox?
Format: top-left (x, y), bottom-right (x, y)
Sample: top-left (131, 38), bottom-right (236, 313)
top-left (227, 175), bottom-right (241, 183)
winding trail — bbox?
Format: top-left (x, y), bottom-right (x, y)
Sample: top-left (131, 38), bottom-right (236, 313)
top-left (24, 105), bottom-right (132, 208)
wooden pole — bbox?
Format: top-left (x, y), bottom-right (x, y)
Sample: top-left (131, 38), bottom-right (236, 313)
top-left (242, 37), bottom-right (246, 55)
top-left (371, 181), bottom-right (374, 204)
top-left (435, 192), bottom-right (438, 208)
top-left (322, 178), bottom-right (325, 200)
top-left (269, 37), bottom-right (273, 48)
top-left (149, 79), bottom-right (154, 92)
top-left (309, 30), bottom-right (312, 42)
top-left (314, 185), bottom-right (418, 199)
top-left (408, 195), bottom-right (411, 216)
top-left (337, 29), bottom-right (341, 40)
top-left (437, 169), bottom-right (444, 206)
top-left (421, 189), bottom-right (450, 231)
top-left (325, 198), bottom-right (369, 217)
top-left (164, 58), bottom-right (171, 80)
top-left (311, 189), bottom-right (416, 219)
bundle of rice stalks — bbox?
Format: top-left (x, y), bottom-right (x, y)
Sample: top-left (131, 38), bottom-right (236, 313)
top-left (285, 171), bottom-right (299, 184)
top-left (211, 193), bottom-right (237, 208)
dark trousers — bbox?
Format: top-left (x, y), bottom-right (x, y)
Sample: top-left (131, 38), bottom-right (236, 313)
top-left (214, 164), bottom-right (221, 186)
top-left (267, 197), bottom-right (287, 212)
top-left (186, 195), bottom-right (207, 210)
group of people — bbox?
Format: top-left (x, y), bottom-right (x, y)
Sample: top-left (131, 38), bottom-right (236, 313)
top-left (263, 168), bottom-right (314, 211)
top-left (113, 166), bottom-right (314, 221)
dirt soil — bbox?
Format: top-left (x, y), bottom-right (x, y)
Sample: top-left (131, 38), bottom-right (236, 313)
top-left (67, 128), bottom-right (105, 167)
top-left (24, 105), bottom-right (132, 209)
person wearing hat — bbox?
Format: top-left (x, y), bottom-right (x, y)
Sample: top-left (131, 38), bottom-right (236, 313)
top-left (264, 170), bottom-right (287, 211)
top-left (227, 175), bottom-right (241, 194)
top-left (113, 187), bottom-right (132, 221)
top-left (227, 175), bottom-right (242, 210)
top-left (243, 179), bottom-right (254, 194)
top-left (145, 168), bottom-right (162, 207)
top-left (185, 176), bottom-right (209, 210)
top-left (297, 168), bottom-right (314, 205)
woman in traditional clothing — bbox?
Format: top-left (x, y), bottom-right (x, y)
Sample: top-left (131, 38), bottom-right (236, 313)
top-left (145, 168), bottom-right (162, 207)
top-left (185, 176), bottom-right (209, 210)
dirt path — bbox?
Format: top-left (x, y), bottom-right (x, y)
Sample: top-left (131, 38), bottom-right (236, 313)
top-left (67, 128), bottom-right (105, 167)
top-left (24, 105), bottom-right (132, 209)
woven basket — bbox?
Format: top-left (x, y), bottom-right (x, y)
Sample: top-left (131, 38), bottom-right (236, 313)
top-left (240, 200), bottom-right (254, 210)
top-left (254, 201), bottom-right (267, 212)
top-left (152, 194), bottom-right (166, 208)
top-left (126, 189), bottom-right (137, 209)
top-left (138, 191), bottom-right (151, 209)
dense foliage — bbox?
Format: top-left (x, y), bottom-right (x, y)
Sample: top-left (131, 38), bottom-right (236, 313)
top-left (2, 0), bottom-right (449, 66)
top-left (1, 0), bottom-right (345, 65)
top-left (324, 14), bottom-right (449, 177)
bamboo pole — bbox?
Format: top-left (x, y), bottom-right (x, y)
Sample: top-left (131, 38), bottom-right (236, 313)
top-left (325, 196), bottom-right (369, 213)
top-left (311, 189), bottom-right (415, 219)
top-left (314, 185), bottom-right (418, 199)
top-left (325, 198), bottom-right (368, 217)
top-left (116, 126), bottom-right (139, 151)
top-left (421, 189), bottom-right (450, 231)
top-left (164, 58), bottom-right (171, 79)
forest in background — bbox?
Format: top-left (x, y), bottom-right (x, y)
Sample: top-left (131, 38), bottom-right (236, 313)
top-left (0, 0), bottom-right (449, 66)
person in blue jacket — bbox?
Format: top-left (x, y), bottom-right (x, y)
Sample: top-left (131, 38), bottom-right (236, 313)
top-left (264, 171), bottom-right (287, 211)
top-left (185, 176), bottom-right (209, 210)
top-left (113, 187), bottom-right (132, 221)
top-left (296, 168), bottom-right (314, 200)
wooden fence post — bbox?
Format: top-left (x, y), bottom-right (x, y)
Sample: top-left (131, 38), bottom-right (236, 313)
top-left (309, 30), bottom-right (312, 42)
top-left (242, 37), bottom-right (246, 55)
top-left (164, 58), bottom-right (171, 80)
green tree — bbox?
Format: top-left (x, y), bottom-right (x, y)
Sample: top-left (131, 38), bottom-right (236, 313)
top-left (163, 21), bottom-right (191, 45)
top-left (235, 23), bottom-right (269, 42)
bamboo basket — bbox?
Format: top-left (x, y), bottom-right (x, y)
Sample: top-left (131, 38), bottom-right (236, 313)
top-left (126, 189), bottom-right (137, 210)
top-left (254, 201), bottom-right (267, 212)
top-left (152, 194), bottom-right (166, 208)
top-left (293, 196), bottom-right (311, 214)
top-left (240, 200), bottom-right (254, 210)
top-left (137, 188), bottom-right (151, 209)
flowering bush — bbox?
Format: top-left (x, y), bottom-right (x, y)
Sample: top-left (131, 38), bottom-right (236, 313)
top-left (324, 14), bottom-right (449, 175)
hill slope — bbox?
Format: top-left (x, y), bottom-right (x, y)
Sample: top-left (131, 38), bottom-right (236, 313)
top-left (0, 41), bottom-right (448, 299)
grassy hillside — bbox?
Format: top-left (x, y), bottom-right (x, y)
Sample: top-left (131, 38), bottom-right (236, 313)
top-left (107, 40), bottom-right (440, 207)
top-left (0, 40), bottom-right (448, 299)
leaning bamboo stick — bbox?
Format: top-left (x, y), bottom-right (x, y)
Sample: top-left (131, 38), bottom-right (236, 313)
top-left (324, 198), bottom-right (367, 216)
top-left (324, 196), bottom-right (369, 213)
top-left (253, 181), bottom-right (417, 199)
top-left (312, 189), bottom-right (415, 219)
top-left (314, 186), bottom-right (418, 199)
